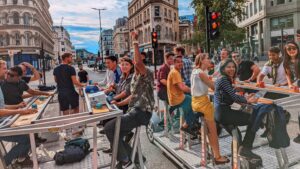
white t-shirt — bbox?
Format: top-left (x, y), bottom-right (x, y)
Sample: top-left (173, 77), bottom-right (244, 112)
top-left (261, 62), bottom-right (287, 85)
top-left (191, 68), bottom-right (209, 97)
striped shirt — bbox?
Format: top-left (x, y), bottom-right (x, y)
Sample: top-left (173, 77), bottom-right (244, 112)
top-left (181, 56), bottom-right (193, 86)
top-left (214, 76), bottom-right (247, 106)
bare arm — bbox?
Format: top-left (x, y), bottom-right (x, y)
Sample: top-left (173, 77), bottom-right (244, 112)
top-left (132, 32), bottom-right (146, 75)
top-left (199, 73), bottom-right (215, 90)
top-left (160, 79), bottom-right (167, 86)
top-left (257, 73), bottom-right (265, 83)
top-left (113, 91), bottom-right (127, 100)
top-left (249, 64), bottom-right (260, 81)
top-left (116, 95), bottom-right (132, 106)
top-left (177, 82), bottom-right (190, 93)
top-left (0, 108), bottom-right (37, 117)
top-left (71, 76), bottom-right (85, 88)
top-left (30, 68), bottom-right (40, 82)
top-left (26, 88), bottom-right (52, 96)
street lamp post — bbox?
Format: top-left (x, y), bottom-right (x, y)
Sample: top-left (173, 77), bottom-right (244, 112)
top-left (92, 7), bottom-right (107, 65)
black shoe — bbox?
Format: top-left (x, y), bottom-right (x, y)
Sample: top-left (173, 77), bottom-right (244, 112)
top-left (102, 148), bottom-right (112, 154)
top-left (99, 129), bottom-right (105, 134)
top-left (293, 134), bottom-right (300, 144)
top-left (115, 160), bottom-right (132, 169)
top-left (125, 132), bottom-right (134, 143)
top-left (238, 146), bottom-right (262, 160)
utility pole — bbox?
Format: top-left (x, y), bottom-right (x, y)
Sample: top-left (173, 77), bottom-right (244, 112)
top-left (92, 8), bottom-right (107, 64)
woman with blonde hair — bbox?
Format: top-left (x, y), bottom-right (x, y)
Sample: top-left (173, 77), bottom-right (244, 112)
top-left (191, 53), bottom-right (229, 164)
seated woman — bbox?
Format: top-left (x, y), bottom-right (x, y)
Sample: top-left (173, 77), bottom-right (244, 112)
top-left (191, 53), bottom-right (229, 165)
top-left (104, 57), bottom-right (134, 114)
top-left (213, 59), bottom-right (261, 160)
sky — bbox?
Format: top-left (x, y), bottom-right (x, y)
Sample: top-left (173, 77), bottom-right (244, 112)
top-left (49, 0), bottom-right (194, 54)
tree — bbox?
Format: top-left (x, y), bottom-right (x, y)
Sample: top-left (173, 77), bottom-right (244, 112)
top-left (190, 0), bottom-right (247, 51)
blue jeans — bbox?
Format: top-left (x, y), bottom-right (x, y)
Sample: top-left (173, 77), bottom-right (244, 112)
top-left (0, 135), bottom-right (30, 165)
top-left (179, 95), bottom-right (195, 126)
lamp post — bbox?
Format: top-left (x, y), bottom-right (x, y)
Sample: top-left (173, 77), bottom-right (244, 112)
top-left (92, 7), bottom-right (107, 64)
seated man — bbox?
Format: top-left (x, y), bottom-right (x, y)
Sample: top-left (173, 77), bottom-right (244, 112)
top-left (95, 56), bottom-right (121, 89)
top-left (0, 60), bottom-right (37, 166)
top-left (1, 66), bottom-right (53, 106)
top-left (167, 55), bottom-right (195, 135)
top-left (257, 47), bottom-right (287, 87)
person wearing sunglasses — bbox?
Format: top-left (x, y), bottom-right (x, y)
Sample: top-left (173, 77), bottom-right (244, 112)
top-left (283, 41), bottom-right (300, 144)
top-left (1, 66), bottom-right (53, 107)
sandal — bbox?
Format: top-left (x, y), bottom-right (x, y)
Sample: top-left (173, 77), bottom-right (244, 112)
top-left (214, 156), bottom-right (230, 165)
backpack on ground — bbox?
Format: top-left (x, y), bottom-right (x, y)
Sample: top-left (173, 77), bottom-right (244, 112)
top-left (53, 138), bottom-right (91, 165)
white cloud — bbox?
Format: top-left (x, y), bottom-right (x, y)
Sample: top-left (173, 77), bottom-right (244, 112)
top-left (69, 31), bottom-right (100, 42)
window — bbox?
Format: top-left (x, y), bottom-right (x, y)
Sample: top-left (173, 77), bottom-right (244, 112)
top-left (250, 3), bottom-right (253, 17)
top-left (169, 28), bottom-right (173, 41)
top-left (23, 13), bottom-right (30, 25)
top-left (174, 12), bottom-right (176, 21)
top-left (175, 32), bottom-right (177, 41)
top-left (254, 0), bottom-right (257, 14)
top-left (165, 27), bottom-right (169, 39)
top-left (62, 48), bottom-right (65, 52)
top-left (13, 0), bottom-right (17, 4)
top-left (23, 0), bottom-right (29, 5)
top-left (15, 33), bottom-right (20, 45)
top-left (168, 10), bottom-right (171, 19)
top-left (270, 15), bottom-right (294, 30)
top-left (164, 8), bottom-right (167, 17)
top-left (3, 0), bottom-right (7, 5)
top-left (6, 34), bottom-right (9, 45)
top-left (61, 42), bottom-right (64, 45)
top-left (155, 25), bottom-right (161, 40)
top-left (0, 35), bottom-right (4, 46)
top-left (25, 32), bottom-right (30, 46)
top-left (246, 7), bottom-right (249, 19)
top-left (13, 13), bottom-right (19, 24)
top-left (154, 6), bottom-right (160, 17)
top-left (259, 0), bottom-right (262, 11)
top-left (3, 13), bottom-right (8, 24)
top-left (277, 0), bottom-right (285, 5)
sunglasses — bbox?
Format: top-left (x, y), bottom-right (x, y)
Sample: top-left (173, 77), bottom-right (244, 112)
top-left (7, 72), bottom-right (18, 77)
top-left (287, 46), bottom-right (297, 51)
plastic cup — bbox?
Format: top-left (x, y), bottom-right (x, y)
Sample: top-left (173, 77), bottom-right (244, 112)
top-left (31, 103), bottom-right (38, 109)
top-left (96, 103), bottom-right (102, 109)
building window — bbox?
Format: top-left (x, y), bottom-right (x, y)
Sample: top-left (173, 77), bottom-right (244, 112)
top-left (15, 33), bottom-right (20, 45)
top-left (254, 0), bottom-right (257, 14)
top-left (165, 27), bottom-right (169, 39)
top-left (13, 13), bottom-right (19, 24)
top-left (155, 25), bottom-right (161, 40)
top-left (23, 0), bottom-right (28, 5)
top-left (169, 28), bottom-right (173, 41)
top-left (168, 10), bottom-right (171, 19)
top-left (174, 12), bottom-right (176, 21)
top-left (277, 0), bottom-right (285, 5)
top-left (250, 3), bottom-right (253, 17)
top-left (270, 15), bottom-right (294, 30)
top-left (62, 48), bottom-right (65, 52)
top-left (154, 6), bottom-right (160, 17)
top-left (259, 0), bottom-right (262, 11)
top-left (25, 32), bottom-right (30, 46)
top-left (6, 34), bottom-right (9, 45)
top-left (0, 35), bottom-right (4, 46)
top-left (23, 13), bottom-right (30, 25)
top-left (3, 0), bottom-right (7, 4)
top-left (246, 7), bottom-right (249, 19)
top-left (61, 42), bottom-right (64, 45)
top-left (175, 32), bottom-right (177, 41)
top-left (3, 13), bottom-right (8, 24)
top-left (13, 0), bottom-right (18, 4)
top-left (164, 8), bottom-right (167, 17)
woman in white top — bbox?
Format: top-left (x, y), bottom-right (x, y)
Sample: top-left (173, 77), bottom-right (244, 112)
top-left (191, 53), bottom-right (229, 164)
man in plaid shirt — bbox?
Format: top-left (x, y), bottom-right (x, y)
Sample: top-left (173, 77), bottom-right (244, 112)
top-left (174, 47), bottom-right (193, 87)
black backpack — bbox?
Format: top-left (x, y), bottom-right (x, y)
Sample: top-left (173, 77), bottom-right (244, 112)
top-left (53, 138), bottom-right (91, 165)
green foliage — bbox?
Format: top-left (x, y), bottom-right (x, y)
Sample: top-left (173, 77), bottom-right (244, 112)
top-left (188, 0), bottom-right (247, 49)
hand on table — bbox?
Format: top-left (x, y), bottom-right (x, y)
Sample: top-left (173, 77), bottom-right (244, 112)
top-left (22, 108), bottom-right (38, 115)
top-left (274, 84), bottom-right (281, 87)
top-left (18, 102), bottom-right (27, 108)
top-left (244, 79), bottom-right (251, 83)
top-left (246, 94), bottom-right (258, 104)
top-left (111, 100), bottom-right (120, 106)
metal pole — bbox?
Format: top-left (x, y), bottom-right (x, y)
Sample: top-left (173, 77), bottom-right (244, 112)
top-left (281, 27), bottom-right (284, 52)
top-left (41, 42), bottom-right (46, 86)
top-left (99, 10), bottom-right (103, 64)
top-left (205, 6), bottom-right (211, 57)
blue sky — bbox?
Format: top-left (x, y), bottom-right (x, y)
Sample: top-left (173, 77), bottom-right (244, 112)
top-left (49, 0), bottom-right (194, 54)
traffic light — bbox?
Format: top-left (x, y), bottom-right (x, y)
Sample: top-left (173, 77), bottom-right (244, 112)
top-left (209, 12), bottom-right (221, 39)
top-left (151, 31), bottom-right (158, 48)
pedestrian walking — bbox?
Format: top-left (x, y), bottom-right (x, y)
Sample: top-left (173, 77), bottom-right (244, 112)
top-left (77, 64), bottom-right (89, 83)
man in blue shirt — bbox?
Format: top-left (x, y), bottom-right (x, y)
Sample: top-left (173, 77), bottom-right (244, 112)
top-left (96, 56), bottom-right (121, 88)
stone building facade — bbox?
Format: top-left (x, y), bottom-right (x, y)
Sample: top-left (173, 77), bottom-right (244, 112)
top-left (113, 17), bottom-right (129, 57)
top-left (0, 0), bottom-right (54, 68)
top-left (102, 29), bottom-right (114, 56)
top-left (236, 0), bottom-right (300, 59)
top-left (128, 0), bottom-right (179, 65)
top-left (53, 26), bottom-right (72, 63)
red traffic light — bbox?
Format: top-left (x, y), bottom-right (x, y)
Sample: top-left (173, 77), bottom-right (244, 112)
top-left (152, 32), bottom-right (157, 38)
top-left (211, 12), bottom-right (219, 20)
